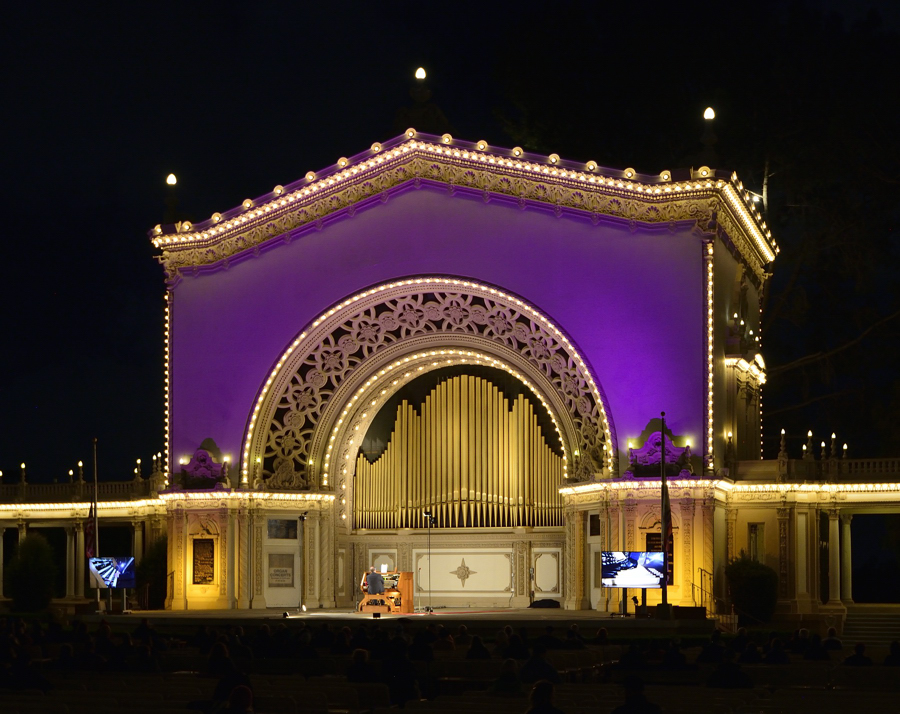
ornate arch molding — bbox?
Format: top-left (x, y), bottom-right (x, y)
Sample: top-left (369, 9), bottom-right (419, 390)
top-left (241, 278), bottom-right (617, 495)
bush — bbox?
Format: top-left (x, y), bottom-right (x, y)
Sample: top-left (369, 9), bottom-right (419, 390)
top-left (725, 551), bottom-right (779, 625)
top-left (136, 535), bottom-right (168, 609)
top-left (4, 532), bottom-right (57, 612)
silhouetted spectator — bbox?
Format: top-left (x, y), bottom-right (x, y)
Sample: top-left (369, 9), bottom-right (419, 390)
top-left (455, 625), bottom-right (473, 647)
top-left (695, 631), bottom-right (725, 664)
top-left (505, 633), bottom-right (531, 660)
top-left (490, 658), bottom-right (525, 697)
top-left (525, 679), bottom-right (566, 714)
top-left (592, 627), bottom-right (610, 646)
top-left (884, 641), bottom-right (900, 666)
top-left (618, 644), bottom-right (647, 669)
top-left (823, 627), bottom-right (843, 651)
top-left (432, 626), bottom-right (455, 651)
top-left (409, 630), bottom-right (434, 662)
top-left (611, 674), bottom-right (661, 714)
top-left (224, 684), bottom-right (254, 713)
top-left (803, 634), bottom-right (830, 661)
top-left (383, 641), bottom-right (420, 707)
top-left (662, 641), bottom-right (686, 669)
top-left (535, 626), bottom-right (562, 652)
top-left (706, 651), bottom-right (754, 689)
top-left (730, 627), bottom-right (749, 653)
top-left (738, 643), bottom-right (762, 664)
top-left (347, 648), bottom-right (379, 682)
top-left (763, 639), bottom-right (790, 665)
top-left (843, 642), bottom-right (873, 666)
top-left (563, 630), bottom-right (584, 650)
top-left (521, 645), bottom-right (561, 684)
top-left (788, 628), bottom-right (810, 654)
top-left (466, 635), bottom-right (492, 660)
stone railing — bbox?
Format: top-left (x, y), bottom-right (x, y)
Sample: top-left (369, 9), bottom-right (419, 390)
top-left (734, 458), bottom-right (900, 483)
top-left (0, 477), bottom-right (158, 504)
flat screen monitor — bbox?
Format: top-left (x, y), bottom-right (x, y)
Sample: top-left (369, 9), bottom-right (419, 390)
top-left (600, 551), bottom-right (665, 589)
top-left (88, 557), bottom-right (136, 589)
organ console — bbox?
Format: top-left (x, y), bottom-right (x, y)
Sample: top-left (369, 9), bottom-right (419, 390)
top-left (358, 570), bottom-right (413, 614)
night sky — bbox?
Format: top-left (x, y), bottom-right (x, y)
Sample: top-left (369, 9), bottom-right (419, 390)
top-left (2, 1), bottom-right (899, 483)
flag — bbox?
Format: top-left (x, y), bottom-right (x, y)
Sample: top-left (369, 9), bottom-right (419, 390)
top-left (661, 471), bottom-right (673, 585)
top-left (85, 501), bottom-right (96, 558)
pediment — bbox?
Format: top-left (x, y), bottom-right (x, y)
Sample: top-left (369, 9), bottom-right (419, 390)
top-left (151, 132), bottom-right (776, 286)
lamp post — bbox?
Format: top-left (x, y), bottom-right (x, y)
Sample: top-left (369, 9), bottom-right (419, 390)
top-left (423, 509), bottom-right (435, 612)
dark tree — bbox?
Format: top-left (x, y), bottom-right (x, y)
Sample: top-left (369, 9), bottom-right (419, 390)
top-left (4, 532), bottom-right (57, 612)
top-left (726, 551), bottom-right (779, 625)
top-left (136, 535), bottom-right (168, 609)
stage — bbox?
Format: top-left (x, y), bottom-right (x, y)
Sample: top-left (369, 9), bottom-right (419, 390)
top-left (76, 605), bottom-right (717, 638)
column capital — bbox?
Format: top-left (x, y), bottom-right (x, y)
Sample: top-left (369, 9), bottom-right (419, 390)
top-left (841, 513), bottom-right (853, 524)
top-left (828, 507), bottom-right (841, 520)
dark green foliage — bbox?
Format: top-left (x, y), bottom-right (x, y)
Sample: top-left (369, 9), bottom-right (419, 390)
top-left (4, 532), bottom-right (57, 612)
top-left (725, 551), bottom-right (779, 625)
top-left (136, 535), bottom-right (168, 609)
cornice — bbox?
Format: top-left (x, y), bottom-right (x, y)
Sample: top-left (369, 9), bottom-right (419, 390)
top-left (151, 133), bottom-right (777, 285)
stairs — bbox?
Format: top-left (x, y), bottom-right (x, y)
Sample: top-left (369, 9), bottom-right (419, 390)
top-left (842, 612), bottom-right (900, 646)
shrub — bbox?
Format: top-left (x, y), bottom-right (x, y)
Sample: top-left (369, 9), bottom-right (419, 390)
top-left (725, 551), bottom-right (779, 624)
top-left (4, 532), bottom-right (57, 612)
top-left (136, 535), bottom-right (168, 609)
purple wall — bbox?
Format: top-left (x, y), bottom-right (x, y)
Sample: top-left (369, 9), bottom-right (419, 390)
top-left (170, 186), bottom-right (705, 471)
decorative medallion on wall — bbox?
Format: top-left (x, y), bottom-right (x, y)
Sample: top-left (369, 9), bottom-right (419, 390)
top-left (451, 558), bottom-right (476, 587)
top-left (247, 279), bottom-right (616, 491)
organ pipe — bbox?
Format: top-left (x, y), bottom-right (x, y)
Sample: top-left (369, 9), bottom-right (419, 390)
top-left (354, 375), bottom-right (565, 529)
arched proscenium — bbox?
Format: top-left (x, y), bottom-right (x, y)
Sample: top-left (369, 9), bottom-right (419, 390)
top-left (242, 278), bottom-right (616, 493)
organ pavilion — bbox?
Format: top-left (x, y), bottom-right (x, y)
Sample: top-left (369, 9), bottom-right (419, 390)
top-left (3, 131), bottom-right (899, 624)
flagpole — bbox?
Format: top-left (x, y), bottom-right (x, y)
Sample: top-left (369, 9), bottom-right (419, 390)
top-left (93, 437), bottom-right (101, 611)
top-left (660, 412), bottom-right (668, 607)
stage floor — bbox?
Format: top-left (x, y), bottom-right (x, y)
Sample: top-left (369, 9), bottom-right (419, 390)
top-left (79, 606), bottom-right (717, 638)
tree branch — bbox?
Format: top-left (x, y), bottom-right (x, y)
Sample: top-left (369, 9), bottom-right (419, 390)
top-left (767, 308), bottom-right (900, 377)
top-left (764, 389), bottom-right (857, 417)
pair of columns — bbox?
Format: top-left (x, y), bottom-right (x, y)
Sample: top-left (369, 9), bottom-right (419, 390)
top-left (827, 510), bottom-right (853, 605)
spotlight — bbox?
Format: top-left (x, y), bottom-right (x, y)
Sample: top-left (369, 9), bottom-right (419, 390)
top-left (373, 612), bottom-right (381, 619)
top-left (301, 604), bottom-right (307, 613)
top-left (282, 612), bottom-right (290, 619)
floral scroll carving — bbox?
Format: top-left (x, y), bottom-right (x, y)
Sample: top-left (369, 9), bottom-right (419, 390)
top-left (254, 282), bottom-right (613, 490)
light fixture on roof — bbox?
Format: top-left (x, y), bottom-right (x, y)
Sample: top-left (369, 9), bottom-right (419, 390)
top-left (512, 147), bottom-right (523, 158)
top-left (476, 140), bottom-right (487, 151)
top-left (441, 133), bottom-right (452, 144)
top-left (704, 107), bottom-right (715, 120)
top-left (586, 161), bottom-right (598, 172)
top-left (166, 173), bottom-right (177, 186)
top-left (242, 199), bottom-right (253, 210)
top-left (548, 154), bottom-right (560, 165)
top-left (305, 171), bottom-right (316, 181)
top-left (371, 142), bottom-right (382, 153)
top-left (624, 168), bottom-right (635, 179)
top-left (406, 128), bottom-right (416, 138)
top-left (337, 157), bottom-right (348, 168)
top-left (415, 67), bottom-right (426, 80)
top-left (273, 185), bottom-right (284, 196)
top-left (660, 170), bottom-right (671, 181)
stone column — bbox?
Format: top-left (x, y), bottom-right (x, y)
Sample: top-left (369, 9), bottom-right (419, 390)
top-left (17, 521), bottom-right (26, 542)
top-left (133, 520), bottom-right (144, 565)
top-left (777, 508), bottom-right (790, 599)
top-left (319, 506), bottom-right (336, 608)
top-left (75, 522), bottom-right (85, 598)
top-left (680, 500), bottom-right (695, 603)
top-left (841, 514), bottom-right (853, 603)
top-left (725, 509), bottom-right (737, 562)
top-left (564, 509), bottom-right (587, 610)
top-left (66, 527), bottom-right (76, 599)
top-left (226, 508), bottom-right (236, 608)
top-left (250, 509), bottom-right (267, 609)
top-left (827, 509), bottom-right (841, 606)
top-left (236, 506), bottom-right (250, 609)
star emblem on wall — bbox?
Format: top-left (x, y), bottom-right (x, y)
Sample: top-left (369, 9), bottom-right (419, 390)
top-left (451, 558), bottom-right (476, 587)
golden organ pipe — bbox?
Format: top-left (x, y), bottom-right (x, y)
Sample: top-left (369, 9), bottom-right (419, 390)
top-left (353, 375), bottom-right (565, 530)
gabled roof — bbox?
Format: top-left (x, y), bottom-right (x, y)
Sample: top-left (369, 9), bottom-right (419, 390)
top-left (151, 131), bottom-right (777, 285)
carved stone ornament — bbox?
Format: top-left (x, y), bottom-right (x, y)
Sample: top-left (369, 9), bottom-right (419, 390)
top-left (451, 558), bottom-right (476, 587)
top-left (155, 139), bottom-right (772, 288)
top-left (248, 279), bottom-right (614, 491)
top-left (177, 449), bottom-right (229, 490)
top-left (624, 431), bottom-right (693, 479)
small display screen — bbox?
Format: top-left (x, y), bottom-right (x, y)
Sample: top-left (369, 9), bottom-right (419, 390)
top-left (600, 551), bottom-right (665, 588)
top-left (88, 557), bottom-right (136, 589)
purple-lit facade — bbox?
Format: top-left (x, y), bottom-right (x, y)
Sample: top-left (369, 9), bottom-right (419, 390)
top-left (154, 133), bottom-right (774, 611)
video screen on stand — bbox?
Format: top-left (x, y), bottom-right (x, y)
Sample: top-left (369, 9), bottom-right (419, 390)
top-left (88, 557), bottom-right (136, 589)
top-left (600, 551), bottom-right (665, 588)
